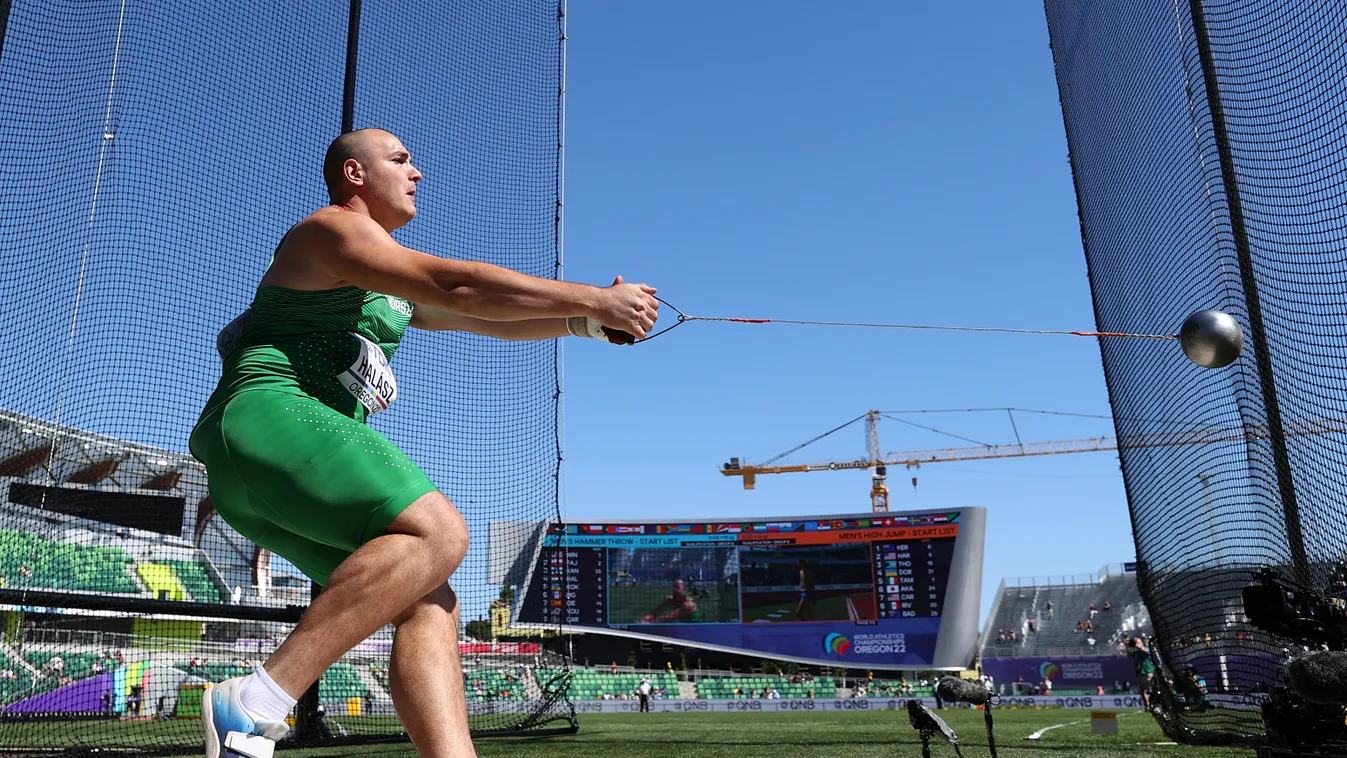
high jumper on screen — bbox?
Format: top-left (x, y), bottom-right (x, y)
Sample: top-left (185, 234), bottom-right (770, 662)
top-left (189, 128), bottom-right (658, 758)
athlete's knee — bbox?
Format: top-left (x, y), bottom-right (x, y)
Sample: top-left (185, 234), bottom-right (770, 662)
top-left (387, 492), bottom-right (468, 582)
top-left (391, 583), bottom-right (459, 628)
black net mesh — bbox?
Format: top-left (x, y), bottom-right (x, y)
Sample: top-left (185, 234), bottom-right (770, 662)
top-left (0, 0), bottom-right (570, 750)
top-left (1044, 0), bottom-right (1347, 744)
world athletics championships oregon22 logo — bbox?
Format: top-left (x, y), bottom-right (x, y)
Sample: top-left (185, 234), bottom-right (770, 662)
top-left (823, 633), bottom-right (851, 656)
top-left (1039, 662), bottom-right (1060, 681)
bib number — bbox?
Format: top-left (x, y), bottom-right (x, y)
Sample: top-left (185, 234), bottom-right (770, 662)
top-left (216, 309), bottom-right (251, 361)
top-left (338, 334), bottom-right (398, 415)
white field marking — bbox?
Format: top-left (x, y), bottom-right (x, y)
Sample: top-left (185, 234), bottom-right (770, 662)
top-left (1024, 709), bottom-right (1145, 741)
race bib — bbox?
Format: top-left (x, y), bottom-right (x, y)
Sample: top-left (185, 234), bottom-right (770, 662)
top-left (338, 333), bottom-right (398, 416)
top-left (216, 309), bottom-right (251, 361)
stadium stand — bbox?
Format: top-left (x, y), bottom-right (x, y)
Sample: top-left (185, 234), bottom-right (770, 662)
top-left (697, 676), bottom-right (838, 699)
top-left (979, 564), bottom-right (1151, 659)
top-left (0, 530), bottom-right (140, 594)
top-left (0, 509), bottom-right (227, 602)
top-left (850, 678), bottom-right (933, 698)
top-left (163, 559), bottom-right (223, 603)
top-left (179, 659), bottom-right (370, 704)
top-left (536, 669), bottom-right (680, 701)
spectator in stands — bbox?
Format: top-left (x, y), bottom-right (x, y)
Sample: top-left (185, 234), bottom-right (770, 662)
top-left (1085, 620), bottom-right (1094, 634)
top-left (611, 661), bottom-right (618, 675)
top-left (1008, 629), bottom-right (1017, 642)
top-left (1045, 600), bottom-right (1054, 619)
top-left (1027, 619), bottom-right (1036, 634)
top-left (1089, 603), bottom-right (1098, 618)
top-left (996, 630), bottom-right (1005, 642)
top-left (1103, 600), bottom-right (1111, 612)
top-left (1075, 621), bottom-right (1084, 633)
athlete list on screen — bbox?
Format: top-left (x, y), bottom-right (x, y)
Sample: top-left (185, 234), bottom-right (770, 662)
top-left (542, 547), bottom-right (606, 626)
top-left (872, 537), bottom-right (955, 619)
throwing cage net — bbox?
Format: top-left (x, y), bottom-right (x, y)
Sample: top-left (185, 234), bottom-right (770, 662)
top-left (0, 0), bottom-right (572, 750)
top-left (1044, 0), bottom-right (1347, 745)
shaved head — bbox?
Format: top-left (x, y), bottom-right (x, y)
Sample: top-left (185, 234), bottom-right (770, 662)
top-left (323, 128), bottom-right (388, 203)
top-left (320, 129), bottom-right (423, 229)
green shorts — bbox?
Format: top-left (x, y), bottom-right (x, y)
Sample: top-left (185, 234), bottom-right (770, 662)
top-left (189, 390), bottom-right (438, 585)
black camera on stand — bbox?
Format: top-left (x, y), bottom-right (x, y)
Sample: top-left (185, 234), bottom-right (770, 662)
top-left (1242, 566), bottom-right (1347, 757)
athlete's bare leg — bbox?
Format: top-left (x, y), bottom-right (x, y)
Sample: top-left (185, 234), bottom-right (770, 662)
top-left (261, 492), bottom-right (468, 702)
top-left (388, 584), bottom-right (475, 757)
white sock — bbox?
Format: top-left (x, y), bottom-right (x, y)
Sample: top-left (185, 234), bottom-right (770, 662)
top-left (239, 666), bottom-right (297, 722)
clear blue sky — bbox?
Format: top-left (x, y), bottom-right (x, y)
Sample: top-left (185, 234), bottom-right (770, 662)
top-left (557, 1), bottom-right (1135, 624)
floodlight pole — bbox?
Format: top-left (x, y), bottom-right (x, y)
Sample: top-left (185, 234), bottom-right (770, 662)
top-left (341, 0), bottom-right (362, 134)
top-left (0, 0), bottom-right (11, 63)
top-left (294, 0), bottom-right (363, 741)
top-left (1186, 0), bottom-right (1307, 584)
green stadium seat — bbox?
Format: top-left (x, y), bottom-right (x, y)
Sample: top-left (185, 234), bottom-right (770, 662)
top-left (163, 559), bottom-right (222, 603)
top-left (0, 530), bottom-right (138, 594)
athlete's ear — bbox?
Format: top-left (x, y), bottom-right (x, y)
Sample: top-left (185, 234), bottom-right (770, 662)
top-left (343, 158), bottom-right (365, 189)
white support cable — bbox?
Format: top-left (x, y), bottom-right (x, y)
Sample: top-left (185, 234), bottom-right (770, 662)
top-left (45, 0), bottom-right (130, 491)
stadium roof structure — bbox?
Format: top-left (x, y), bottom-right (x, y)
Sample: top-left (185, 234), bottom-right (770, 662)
top-left (0, 408), bottom-right (205, 500)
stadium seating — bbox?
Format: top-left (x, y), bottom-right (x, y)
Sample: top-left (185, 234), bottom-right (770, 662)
top-left (981, 570), bottom-right (1149, 658)
top-left (162, 559), bottom-right (223, 603)
top-left (696, 676), bottom-right (837, 699)
top-left (853, 678), bottom-right (933, 698)
top-left (179, 659), bottom-right (368, 703)
top-left (24, 651), bottom-right (108, 681)
top-left (135, 563), bottom-right (187, 601)
top-left (317, 663), bottom-right (368, 702)
top-left (534, 669), bottom-right (679, 701)
top-left (0, 530), bottom-right (139, 594)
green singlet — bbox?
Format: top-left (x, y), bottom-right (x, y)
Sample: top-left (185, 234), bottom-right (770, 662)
top-left (189, 285), bottom-right (437, 585)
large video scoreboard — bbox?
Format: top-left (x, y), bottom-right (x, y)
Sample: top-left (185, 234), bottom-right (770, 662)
top-left (516, 508), bottom-right (985, 669)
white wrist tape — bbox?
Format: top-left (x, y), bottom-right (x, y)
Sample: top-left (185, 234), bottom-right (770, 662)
top-left (566, 316), bottom-right (605, 339)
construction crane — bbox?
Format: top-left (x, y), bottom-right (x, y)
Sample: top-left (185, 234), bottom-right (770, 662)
top-left (719, 410), bottom-right (1347, 513)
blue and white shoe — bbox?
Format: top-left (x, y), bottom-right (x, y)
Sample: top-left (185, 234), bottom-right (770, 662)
top-left (203, 677), bottom-right (289, 758)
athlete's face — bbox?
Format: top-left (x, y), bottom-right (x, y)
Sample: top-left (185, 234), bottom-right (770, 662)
top-left (672, 580), bottom-right (685, 595)
top-left (350, 131), bottom-right (422, 229)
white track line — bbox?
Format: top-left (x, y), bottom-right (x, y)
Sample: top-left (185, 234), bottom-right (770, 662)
top-left (1024, 709), bottom-right (1144, 740)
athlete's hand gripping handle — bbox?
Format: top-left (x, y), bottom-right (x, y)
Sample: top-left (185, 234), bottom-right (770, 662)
top-left (591, 275), bottom-right (658, 342)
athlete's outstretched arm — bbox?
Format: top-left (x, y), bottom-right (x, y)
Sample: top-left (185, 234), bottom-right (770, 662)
top-left (301, 212), bottom-right (658, 338)
top-left (409, 306), bottom-right (568, 340)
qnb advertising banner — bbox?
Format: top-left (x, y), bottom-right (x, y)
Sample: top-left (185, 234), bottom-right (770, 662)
top-left (515, 509), bottom-right (986, 668)
top-left (467, 694), bottom-right (1149, 717)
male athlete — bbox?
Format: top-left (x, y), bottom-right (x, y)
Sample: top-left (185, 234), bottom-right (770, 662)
top-left (189, 128), bottom-right (658, 758)
top-left (796, 558), bottom-right (816, 621)
top-left (636, 579), bottom-right (701, 624)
